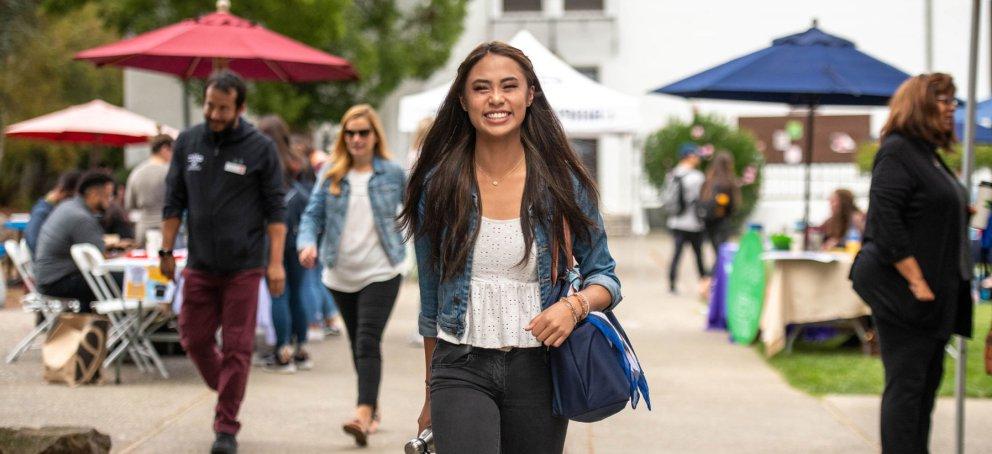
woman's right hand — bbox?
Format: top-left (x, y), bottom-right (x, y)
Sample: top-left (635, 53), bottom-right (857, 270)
top-left (908, 278), bottom-right (936, 301)
top-left (417, 398), bottom-right (431, 434)
top-left (299, 245), bottom-right (318, 269)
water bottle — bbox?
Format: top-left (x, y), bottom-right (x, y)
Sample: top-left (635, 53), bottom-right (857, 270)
top-left (844, 226), bottom-right (862, 255)
top-left (404, 428), bottom-right (434, 454)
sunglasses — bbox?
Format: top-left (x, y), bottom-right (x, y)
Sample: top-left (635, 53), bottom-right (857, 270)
top-left (343, 128), bottom-right (373, 139)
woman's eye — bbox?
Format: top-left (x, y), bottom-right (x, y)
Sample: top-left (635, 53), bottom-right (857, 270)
top-left (504, 84), bottom-right (518, 90)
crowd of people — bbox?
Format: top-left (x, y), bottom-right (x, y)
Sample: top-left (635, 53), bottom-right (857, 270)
top-left (12, 34), bottom-right (978, 454)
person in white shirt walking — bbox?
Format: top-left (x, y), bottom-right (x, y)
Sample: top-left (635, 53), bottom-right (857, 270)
top-left (297, 104), bottom-right (406, 447)
top-left (666, 143), bottom-right (707, 294)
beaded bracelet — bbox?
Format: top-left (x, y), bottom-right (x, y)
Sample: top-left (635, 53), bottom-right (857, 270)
top-left (560, 297), bottom-right (580, 324)
top-left (574, 292), bottom-right (591, 318)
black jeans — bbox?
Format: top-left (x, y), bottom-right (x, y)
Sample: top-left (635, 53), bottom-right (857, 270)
top-left (327, 274), bottom-right (401, 410)
top-left (875, 316), bottom-right (947, 454)
top-left (429, 340), bottom-right (568, 454)
top-left (38, 271), bottom-right (123, 313)
top-left (669, 229), bottom-right (707, 289)
top-left (704, 220), bottom-right (730, 273)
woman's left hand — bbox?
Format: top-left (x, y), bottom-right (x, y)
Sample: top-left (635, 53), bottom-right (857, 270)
top-left (526, 302), bottom-right (578, 348)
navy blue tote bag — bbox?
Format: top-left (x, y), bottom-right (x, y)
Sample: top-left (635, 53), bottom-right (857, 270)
top-left (549, 269), bottom-right (651, 423)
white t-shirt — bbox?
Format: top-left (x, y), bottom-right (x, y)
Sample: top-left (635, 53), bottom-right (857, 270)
top-left (666, 164), bottom-right (705, 232)
top-left (322, 170), bottom-right (403, 293)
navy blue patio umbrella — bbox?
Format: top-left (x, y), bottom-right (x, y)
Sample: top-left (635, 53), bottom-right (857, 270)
top-left (955, 99), bottom-right (992, 144)
top-left (652, 21), bottom-right (911, 248)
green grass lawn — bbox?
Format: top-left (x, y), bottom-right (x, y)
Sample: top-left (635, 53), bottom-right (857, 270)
top-left (763, 304), bottom-right (992, 398)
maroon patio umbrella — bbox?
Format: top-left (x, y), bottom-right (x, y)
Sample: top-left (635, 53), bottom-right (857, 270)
top-left (74, 1), bottom-right (357, 83)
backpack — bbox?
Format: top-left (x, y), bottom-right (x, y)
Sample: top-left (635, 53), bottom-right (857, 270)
top-left (662, 172), bottom-right (688, 216)
top-left (696, 188), bottom-right (733, 223)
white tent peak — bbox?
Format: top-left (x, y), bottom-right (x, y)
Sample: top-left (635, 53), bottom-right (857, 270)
top-left (399, 30), bottom-right (640, 135)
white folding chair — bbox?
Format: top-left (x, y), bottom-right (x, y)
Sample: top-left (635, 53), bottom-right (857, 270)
top-left (4, 239), bottom-right (79, 363)
top-left (70, 243), bottom-right (169, 378)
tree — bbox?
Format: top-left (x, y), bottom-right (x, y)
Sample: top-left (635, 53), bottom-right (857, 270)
top-left (0, 4), bottom-right (123, 209)
top-left (46, 0), bottom-right (468, 129)
top-left (643, 113), bottom-right (765, 232)
top-left (0, 0), bottom-right (40, 171)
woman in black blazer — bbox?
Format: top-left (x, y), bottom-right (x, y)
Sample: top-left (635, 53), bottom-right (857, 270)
top-left (850, 73), bottom-right (973, 454)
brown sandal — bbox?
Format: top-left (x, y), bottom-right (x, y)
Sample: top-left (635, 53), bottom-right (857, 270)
top-left (342, 419), bottom-right (369, 447)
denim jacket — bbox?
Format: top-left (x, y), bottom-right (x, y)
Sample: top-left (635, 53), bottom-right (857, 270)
top-left (297, 157), bottom-right (406, 268)
top-left (416, 179), bottom-right (622, 338)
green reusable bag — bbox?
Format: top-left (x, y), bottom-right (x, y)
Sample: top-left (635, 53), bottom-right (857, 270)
top-left (726, 228), bottom-right (766, 344)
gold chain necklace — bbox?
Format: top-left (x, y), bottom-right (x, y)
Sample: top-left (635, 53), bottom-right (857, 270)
top-left (476, 154), bottom-right (525, 187)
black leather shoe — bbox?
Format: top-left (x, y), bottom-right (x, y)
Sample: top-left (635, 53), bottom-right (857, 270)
top-left (211, 432), bottom-right (238, 454)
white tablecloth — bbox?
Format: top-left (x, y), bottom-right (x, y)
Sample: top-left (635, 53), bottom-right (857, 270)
top-left (760, 252), bottom-right (871, 356)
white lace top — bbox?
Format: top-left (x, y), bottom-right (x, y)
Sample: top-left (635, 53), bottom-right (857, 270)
top-left (437, 217), bottom-right (543, 349)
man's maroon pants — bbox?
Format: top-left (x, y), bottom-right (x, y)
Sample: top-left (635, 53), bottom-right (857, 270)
top-left (178, 267), bottom-right (263, 435)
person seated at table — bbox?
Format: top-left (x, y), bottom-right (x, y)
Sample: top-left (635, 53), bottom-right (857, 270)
top-left (34, 171), bottom-right (124, 312)
top-left (100, 181), bottom-right (136, 248)
top-left (24, 170), bottom-right (82, 255)
top-left (818, 188), bottom-right (865, 251)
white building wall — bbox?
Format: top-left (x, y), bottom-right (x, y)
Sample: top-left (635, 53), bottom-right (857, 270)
top-left (123, 69), bottom-right (196, 168)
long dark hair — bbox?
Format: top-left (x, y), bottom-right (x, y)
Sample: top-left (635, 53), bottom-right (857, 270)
top-left (399, 41), bottom-right (599, 281)
top-left (258, 114), bottom-right (304, 186)
top-left (821, 188), bottom-right (861, 241)
top-left (700, 151), bottom-right (741, 207)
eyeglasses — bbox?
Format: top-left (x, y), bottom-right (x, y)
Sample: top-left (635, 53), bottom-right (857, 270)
top-left (936, 96), bottom-right (959, 108)
top-left (343, 128), bottom-right (372, 139)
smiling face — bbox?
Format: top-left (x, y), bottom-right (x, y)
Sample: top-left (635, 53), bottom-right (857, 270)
top-left (461, 54), bottom-right (535, 141)
top-left (204, 86), bottom-right (244, 132)
top-left (342, 116), bottom-right (378, 162)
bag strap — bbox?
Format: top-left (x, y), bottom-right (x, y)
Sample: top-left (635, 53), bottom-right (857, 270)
top-left (550, 222), bottom-right (574, 283)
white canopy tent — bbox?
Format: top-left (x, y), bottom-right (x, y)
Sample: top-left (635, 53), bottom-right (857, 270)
top-left (398, 30), bottom-right (646, 233)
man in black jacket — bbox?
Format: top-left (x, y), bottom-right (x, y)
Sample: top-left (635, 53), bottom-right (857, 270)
top-left (160, 70), bottom-right (286, 454)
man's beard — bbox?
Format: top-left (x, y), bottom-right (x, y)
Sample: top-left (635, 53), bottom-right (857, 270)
top-left (207, 116), bottom-right (237, 132)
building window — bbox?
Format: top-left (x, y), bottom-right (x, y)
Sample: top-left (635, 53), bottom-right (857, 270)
top-left (503, 0), bottom-right (542, 12)
top-left (570, 139), bottom-right (598, 181)
top-left (564, 0), bottom-right (604, 11)
top-left (574, 66), bottom-right (600, 82)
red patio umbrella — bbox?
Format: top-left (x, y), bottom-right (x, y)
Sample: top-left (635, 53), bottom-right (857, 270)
top-left (5, 99), bottom-right (178, 146)
top-left (74, 1), bottom-right (357, 83)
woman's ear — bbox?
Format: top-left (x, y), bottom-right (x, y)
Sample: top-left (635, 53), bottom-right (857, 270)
top-left (527, 86), bottom-right (535, 107)
top-left (459, 96), bottom-right (467, 111)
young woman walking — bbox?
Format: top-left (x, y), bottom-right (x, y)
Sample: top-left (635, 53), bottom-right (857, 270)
top-left (297, 104), bottom-right (406, 447)
top-left (400, 41), bottom-right (622, 454)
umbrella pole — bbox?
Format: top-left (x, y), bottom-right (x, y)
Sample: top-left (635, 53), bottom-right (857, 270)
top-left (182, 79), bottom-right (191, 129)
top-left (957, 1), bottom-right (981, 453)
top-left (802, 102), bottom-right (816, 250)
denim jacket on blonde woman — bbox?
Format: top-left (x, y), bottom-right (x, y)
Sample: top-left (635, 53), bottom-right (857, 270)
top-left (297, 157), bottom-right (407, 268)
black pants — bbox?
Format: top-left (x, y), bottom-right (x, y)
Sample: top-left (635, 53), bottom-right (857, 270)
top-left (38, 271), bottom-right (103, 313)
top-left (429, 340), bottom-right (568, 454)
top-left (875, 316), bottom-right (947, 454)
top-left (704, 220), bottom-right (730, 273)
top-left (669, 229), bottom-right (707, 289)
top-left (327, 274), bottom-right (401, 410)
